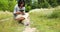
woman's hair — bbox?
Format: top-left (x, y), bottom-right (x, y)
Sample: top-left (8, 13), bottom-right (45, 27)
top-left (18, 0), bottom-right (25, 7)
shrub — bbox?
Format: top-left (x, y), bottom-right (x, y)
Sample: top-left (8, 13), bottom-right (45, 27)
top-left (25, 4), bottom-right (31, 12)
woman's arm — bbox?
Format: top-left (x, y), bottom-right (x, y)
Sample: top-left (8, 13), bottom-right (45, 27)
top-left (14, 4), bottom-right (21, 14)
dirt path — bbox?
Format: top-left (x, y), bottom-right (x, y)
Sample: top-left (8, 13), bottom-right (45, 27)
top-left (23, 26), bottom-right (37, 32)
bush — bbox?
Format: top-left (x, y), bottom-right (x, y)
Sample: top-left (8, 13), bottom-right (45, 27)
top-left (0, 0), bottom-right (16, 12)
top-left (25, 4), bottom-right (31, 12)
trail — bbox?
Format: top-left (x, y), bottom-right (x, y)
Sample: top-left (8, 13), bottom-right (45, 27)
top-left (23, 26), bottom-right (37, 32)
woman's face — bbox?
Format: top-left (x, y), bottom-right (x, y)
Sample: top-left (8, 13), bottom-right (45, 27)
top-left (20, 3), bottom-right (24, 7)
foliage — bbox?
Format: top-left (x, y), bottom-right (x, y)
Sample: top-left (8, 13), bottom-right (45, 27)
top-left (0, 0), bottom-right (60, 12)
top-left (26, 0), bottom-right (60, 11)
top-left (25, 4), bottom-right (31, 12)
top-left (0, 0), bottom-right (16, 12)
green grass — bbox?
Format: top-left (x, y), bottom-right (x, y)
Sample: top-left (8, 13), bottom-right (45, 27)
top-left (0, 7), bottom-right (60, 32)
top-left (0, 11), bottom-right (13, 20)
top-left (0, 11), bottom-right (24, 32)
top-left (0, 18), bottom-right (25, 32)
top-left (30, 14), bottom-right (60, 32)
top-left (29, 8), bottom-right (60, 32)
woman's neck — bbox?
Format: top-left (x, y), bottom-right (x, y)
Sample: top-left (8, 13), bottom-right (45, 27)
top-left (20, 6), bottom-right (23, 8)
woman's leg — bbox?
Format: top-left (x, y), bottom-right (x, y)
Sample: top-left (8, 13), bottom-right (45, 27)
top-left (15, 17), bottom-right (25, 24)
top-left (23, 18), bottom-right (30, 26)
top-left (23, 15), bottom-right (30, 26)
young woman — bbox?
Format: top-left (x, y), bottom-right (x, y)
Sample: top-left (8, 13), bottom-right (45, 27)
top-left (13, 1), bottom-right (30, 26)
top-left (13, 1), bottom-right (25, 19)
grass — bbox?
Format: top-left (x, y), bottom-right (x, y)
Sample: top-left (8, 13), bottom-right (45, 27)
top-left (29, 7), bottom-right (60, 32)
top-left (0, 7), bottom-right (60, 32)
top-left (0, 11), bottom-right (24, 32)
top-left (0, 11), bottom-right (13, 20)
top-left (0, 18), bottom-right (25, 32)
top-left (30, 14), bottom-right (60, 32)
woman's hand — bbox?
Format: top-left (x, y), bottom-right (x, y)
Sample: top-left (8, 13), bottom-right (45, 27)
top-left (16, 12), bottom-right (21, 14)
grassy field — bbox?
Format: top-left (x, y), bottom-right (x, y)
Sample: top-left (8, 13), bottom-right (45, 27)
top-left (0, 11), bottom-right (12, 20)
top-left (0, 11), bottom-right (24, 32)
top-left (0, 7), bottom-right (60, 32)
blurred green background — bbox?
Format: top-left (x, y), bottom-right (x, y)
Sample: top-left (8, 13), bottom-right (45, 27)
top-left (0, 0), bottom-right (60, 12)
